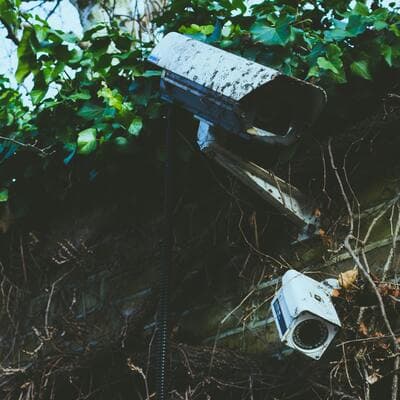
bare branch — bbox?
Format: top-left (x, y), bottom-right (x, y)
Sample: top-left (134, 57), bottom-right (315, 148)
top-left (329, 136), bottom-right (400, 400)
top-left (382, 204), bottom-right (400, 280)
top-left (0, 136), bottom-right (53, 156)
top-left (44, 269), bottom-right (73, 338)
top-left (46, 0), bottom-right (62, 20)
top-left (328, 138), bottom-right (354, 235)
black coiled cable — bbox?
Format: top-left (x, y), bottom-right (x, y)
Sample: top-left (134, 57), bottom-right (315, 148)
top-left (156, 105), bottom-right (174, 400)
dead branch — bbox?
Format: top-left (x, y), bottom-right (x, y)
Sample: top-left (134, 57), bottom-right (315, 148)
top-left (382, 204), bottom-right (400, 280)
top-left (329, 137), bottom-right (400, 400)
top-left (44, 268), bottom-right (73, 339)
top-left (0, 136), bottom-right (53, 156)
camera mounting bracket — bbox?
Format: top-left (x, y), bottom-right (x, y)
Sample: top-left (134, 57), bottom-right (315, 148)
top-left (197, 120), bottom-right (319, 241)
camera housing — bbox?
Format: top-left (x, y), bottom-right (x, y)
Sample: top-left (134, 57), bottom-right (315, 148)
top-left (148, 32), bottom-right (326, 146)
top-left (271, 270), bottom-right (341, 360)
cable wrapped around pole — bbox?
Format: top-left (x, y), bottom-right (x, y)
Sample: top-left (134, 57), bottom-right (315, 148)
top-left (156, 104), bottom-right (174, 400)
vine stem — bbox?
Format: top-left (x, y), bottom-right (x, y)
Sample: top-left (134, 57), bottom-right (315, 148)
top-left (0, 18), bottom-right (19, 45)
top-left (0, 136), bottom-right (53, 156)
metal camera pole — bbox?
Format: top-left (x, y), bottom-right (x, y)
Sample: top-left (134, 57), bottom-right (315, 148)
top-left (156, 104), bottom-right (174, 400)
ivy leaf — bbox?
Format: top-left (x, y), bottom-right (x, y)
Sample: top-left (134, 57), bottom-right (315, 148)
top-left (324, 28), bottom-right (349, 42)
top-left (219, 39), bottom-right (234, 48)
top-left (0, 0), bottom-right (18, 27)
top-left (54, 31), bottom-right (78, 43)
top-left (0, 188), bottom-right (8, 203)
top-left (82, 24), bottom-right (107, 41)
top-left (307, 42), bottom-right (325, 64)
top-left (77, 103), bottom-right (104, 120)
top-left (113, 35), bottom-right (132, 51)
top-left (103, 107), bottom-right (117, 120)
top-left (381, 45), bottom-right (393, 66)
top-left (346, 15), bottom-right (367, 36)
top-left (372, 8), bottom-right (388, 30)
top-left (316, 44), bottom-right (346, 82)
top-left (199, 25), bottom-right (214, 35)
top-left (350, 60), bottom-right (372, 80)
top-left (315, 44), bottom-right (345, 77)
top-left (15, 60), bottom-right (31, 83)
top-left (306, 65), bottom-right (320, 79)
top-left (250, 16), bottom-right (293, 46)
top-left (372, 8), bottom-right (388, 19)
top-left (128, 117), bottom-right (143, 136)
top-left (250, 23), bottom-right (287, 46)
top-left (374, 20), bottom-right (387, 30)
top-left (179, 24), bottom-right (215, 40)
top-left (114, 136), bottom-right (128, 147)
top-left (98, 86), bottom-right (124, 111)
top-left (63, 143), bottom-right (76, 165)
top-left (16, 29), bottom-right (37, 83)
top-left (90, 36), bottom-right (111, 56)
top-left (77, 128), bottom-right (97, 154)
top-left (231, 0), bottom-right (246, 13)
top-left (326, 44), bottom-right (343, 60)
top-left (317, 57), bottom-right (339, 73)
top-left (353, 2), bottom-right (369, 16)
top-left (31, 88), bottom-right (47, 105)
top-left (389, 23), bottom-right (400, 37)
top-left (67, 91), bottom-right (91, 101)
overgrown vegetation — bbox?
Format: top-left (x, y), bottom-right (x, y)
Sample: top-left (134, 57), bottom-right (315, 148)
top-left (1, 1), bottom-right (400, 400)
top-left (1, 0), bottom-right (400, 211)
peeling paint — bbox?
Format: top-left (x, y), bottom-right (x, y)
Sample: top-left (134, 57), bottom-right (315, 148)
top-left (149, 32), bottom-right (280, 101)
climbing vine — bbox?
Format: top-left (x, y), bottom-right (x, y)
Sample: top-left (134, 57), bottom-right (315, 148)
top-left (0, 0), bottom-right (400, 212)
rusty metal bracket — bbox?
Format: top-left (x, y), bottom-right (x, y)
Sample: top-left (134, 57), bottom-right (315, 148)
top-left (197, 121), bottom-right (319, 241)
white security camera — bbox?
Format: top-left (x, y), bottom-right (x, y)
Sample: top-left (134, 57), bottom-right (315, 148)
top-left (271, 270), bottom-right (341, 360)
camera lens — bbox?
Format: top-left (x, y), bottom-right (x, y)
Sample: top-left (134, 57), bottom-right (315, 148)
top-left (293, 318), bottom-right (329, 350)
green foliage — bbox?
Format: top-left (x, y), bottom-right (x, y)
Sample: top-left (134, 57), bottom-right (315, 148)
top-left (350, 60), bottom-right (372, 80)
top-left (250, 15), bottom-right (294, 47)
top-left (160, 0), bottom-right (400, 83)
top-left (0, 14), bottom-right (163, 206)
top-left (128, 117), bottom-right (143, 136)
top-left (77, 128), bottom-right (97, 155)
top-left (0, 0), bottom-right (20, 32)
top-left (0, 76), bottom-right (35, 167)
top-left (0, 188), bottom-right (8, 202)
top-left (0, 0), bottom-right (400, 212)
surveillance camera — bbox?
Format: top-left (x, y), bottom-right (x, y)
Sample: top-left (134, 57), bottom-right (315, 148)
top-left (148, 32), bottom-right (326, 146)
top-left (148, 33), bottom-right (326, 241)
top-left (271, 270), bottom-right (341, 360)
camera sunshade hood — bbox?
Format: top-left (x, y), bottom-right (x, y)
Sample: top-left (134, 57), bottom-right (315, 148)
top-left (148, 32), bottom-right (326, 145)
